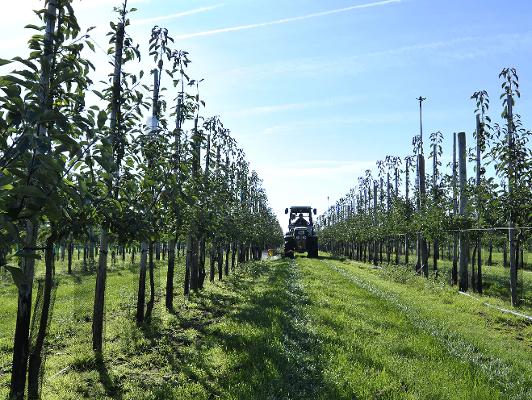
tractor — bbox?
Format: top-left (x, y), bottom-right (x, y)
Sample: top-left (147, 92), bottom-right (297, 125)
top-left (283, 206), bottom-right (319, 258)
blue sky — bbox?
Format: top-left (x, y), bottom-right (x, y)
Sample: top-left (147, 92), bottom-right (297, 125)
top-left (3, 0), bottom-right (532, 227)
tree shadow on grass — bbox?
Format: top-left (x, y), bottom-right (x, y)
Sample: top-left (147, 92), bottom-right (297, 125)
top-left (94, 353), bottom-right (123, 400)
top-left (69, 352), bottom-right (123, 399)
top-left (126, 259), bottom-right (331, 399)
top-left (313, 253), bottom-right (344, 261)
top-left (482, 269), bottom-right (531, 307)
top-left (175, 260), bottom-right (328, 399)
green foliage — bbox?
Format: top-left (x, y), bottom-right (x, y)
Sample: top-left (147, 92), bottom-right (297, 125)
top-left (319, 68), bottom-right (531, 273)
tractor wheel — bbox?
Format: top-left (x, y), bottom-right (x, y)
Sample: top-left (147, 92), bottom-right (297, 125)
top-left (284, 249), bottom-right (294, 259)
top-left (284, 238), bottom-right (295, 259)
top-left (307, 237), bottom-right (319, 258)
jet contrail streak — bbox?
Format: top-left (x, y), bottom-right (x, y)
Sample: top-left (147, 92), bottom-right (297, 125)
top-left (174, 0), bottom-right (401, 39)
top-left (134, 4), bottom-right (223, 26)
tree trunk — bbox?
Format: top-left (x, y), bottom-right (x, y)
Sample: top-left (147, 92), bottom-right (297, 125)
top-left (145, 242), bottom-right (155, 322)
top-left (231, 242), bottom-right (237, 271)
top-left (471, 241), bottom-right (478, 291)
top-left (209, 244), bottom-right (216, 282)
top-left (10, 221), bottom-right (38, 400)
top-left (395, 238), bottom-right (399, 264)
top-left (67, 240), bottom-right (73, 274)
top-left (92, 11), bottom-right (125, 348)
top-left (218, 244), bottom-right (224, 280)
top-left (83, 243), bottom-right (87, 272)
top-left (89, 236), bottom-right (95, 267)
top-left (225, 244), bottom-right (230, 275)
top-left (155, 241), bottom-right (161, 261)
top-left (503, 240), bottom-right (508, 268)
top-left (185, 234), bottom-right (199, 293)
top-left (238, 242), bottom-right (244, 263)
top-left (136, 241), bottom-right (148, 325)
top-left (433, 239), bottom-right (438, 273)
top-left (476, 239), bottom-right (482, 293)
top-left (27, 235), bottom-right (56, 399)
top-left (488, 237), bottom-right (493, 266)
top-left (92, 228), bottom-right (108, 352)
top-left (166, 238), bottom-right (176, 310)
top-left (509, 228), bottom-right (517, 306)
top-left (190, 235), bottom-right (199, 291)
top-left (198, 238), bottom-right (206, 288)
top-left (184, 237), bottom-right (191, 296)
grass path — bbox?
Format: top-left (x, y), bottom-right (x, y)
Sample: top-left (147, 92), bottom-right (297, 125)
top-left (0, 259), bottom-right (325, 399)
top-left (1, 256), bottom-right (530, 399)
top-left (298, 256), bottom-right (531, 399)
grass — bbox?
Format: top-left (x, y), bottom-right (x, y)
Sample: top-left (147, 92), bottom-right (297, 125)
top-left (0, 254), bottom-right (530, 399)
top-left (300, 255), bottom-right (531, 399)
top-left (1, 256), bottom-right (325, 399)
top-left (344, 248), bottom-right (531, 310)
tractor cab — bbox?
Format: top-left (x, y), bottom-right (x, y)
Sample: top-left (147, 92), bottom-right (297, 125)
top-left (286, 206), bottom-right (316, 230)
top-left (283, 206), bottom-right (318, 258)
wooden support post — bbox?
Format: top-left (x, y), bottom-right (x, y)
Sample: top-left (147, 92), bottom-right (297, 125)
top-left (458, 132), bottom-right (468, 291)
top-left (418, 154), bottom-right (428, 277)
top-left (452, 132), bottom-right (458, 285)
top-left (475, 114), bottom-right (482, 293)
top-left (507, 93), bottom-right (518, 306)
top-left (405, 158), bottom-right (410, 265)
top-left (373, 181), bottom-right (378, 266)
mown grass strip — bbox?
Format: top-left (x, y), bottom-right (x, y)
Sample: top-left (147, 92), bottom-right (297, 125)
top-left (297, 255), bottom-right (530, 400)
top-left (2, 255), bottom-right (530, 399)
top-left (457, 290), bottom-right (532, 321)
top-left (314, 256), bottom-right (531, 400)
top-left (1, 258), bottom-right (323, 399)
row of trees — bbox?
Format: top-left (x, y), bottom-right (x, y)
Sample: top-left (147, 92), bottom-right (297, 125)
top-left (317, 68), bottom-right (531, 307)
top-left (0, 1), bottom-right (282, 398)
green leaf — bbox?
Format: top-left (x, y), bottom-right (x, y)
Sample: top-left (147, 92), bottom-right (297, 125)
top-left (97, 110), bottom-right (107, 129)
top-left (0, 58), bottom-right (12, 66)
top-left (24, 24), bottom-right (44, 31)
top-left (5, 265), bottom-right (25, 290)
top-left (12, 56), bottom-right (38, 71)
top-left (14, 185), bottom-right (46, 199)
top-left (54, 133), bottom-right (81, 154)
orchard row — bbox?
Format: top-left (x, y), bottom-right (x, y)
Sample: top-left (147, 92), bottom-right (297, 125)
top-left (0, 1), bottom-right (282, 399)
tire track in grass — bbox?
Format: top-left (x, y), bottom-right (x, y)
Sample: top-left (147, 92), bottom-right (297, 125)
top-left (320, 258), bottom-right (531, 400)
top-left (280, 259), bottom-right (325, 398)
top-left (195, 259), bottom-right (327, 399)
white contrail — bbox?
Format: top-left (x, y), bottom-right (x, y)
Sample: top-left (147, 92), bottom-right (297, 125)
top-left (174, 0), bottom-right (401, 39)
top-left (133, 4), bottom-right (223, 26)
